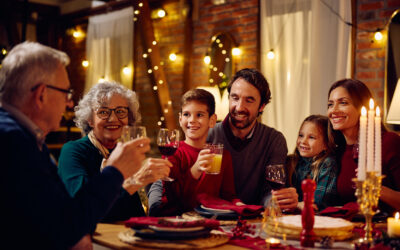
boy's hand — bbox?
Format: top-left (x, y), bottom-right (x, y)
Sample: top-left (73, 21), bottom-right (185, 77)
top-left (191, 149), bottom-right (214, 179)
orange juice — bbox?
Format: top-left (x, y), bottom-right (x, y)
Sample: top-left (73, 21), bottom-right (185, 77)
top-left (207, 154), bottom-right (222, 174)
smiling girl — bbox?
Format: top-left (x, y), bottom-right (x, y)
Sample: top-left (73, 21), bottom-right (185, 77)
top-left (287, 115), bottom-right (338, 210)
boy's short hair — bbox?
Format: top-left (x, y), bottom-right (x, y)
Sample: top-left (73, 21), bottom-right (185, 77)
top-left (181, 89), bottom-right (215, 116)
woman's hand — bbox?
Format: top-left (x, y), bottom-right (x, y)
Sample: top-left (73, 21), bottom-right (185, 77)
top-left (272, 187), bottom-right (299, 210)
top-left (191, 149), bottom-right (214, 179)
top-left (124, 158), bottom-right (172, 194)
top-left (380, 185), bottom-right (400, 211)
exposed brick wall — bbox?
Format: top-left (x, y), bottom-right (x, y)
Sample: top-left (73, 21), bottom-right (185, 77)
top-left (354, 0), bottom-right (400, 110)
top-left (191, 0), bottom-right (259, 88)
top-left (55, 0), bottom-right (400, 149)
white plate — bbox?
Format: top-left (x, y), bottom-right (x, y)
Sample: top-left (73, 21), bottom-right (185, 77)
top-left (161, 217), bottom-right (204, 223)
top-left (148, 225), bottom-right (205, 232)
top-left (200, 205), bottom-right (233, 213)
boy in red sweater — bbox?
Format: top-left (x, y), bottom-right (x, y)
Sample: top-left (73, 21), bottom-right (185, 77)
top-left (150, 89), bottom-right (238, 216)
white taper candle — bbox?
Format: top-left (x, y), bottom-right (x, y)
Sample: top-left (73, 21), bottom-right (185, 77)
top-left (358, 107), bottom-right (367, 180)
top-left (367, 99), bottom-right (375, 172)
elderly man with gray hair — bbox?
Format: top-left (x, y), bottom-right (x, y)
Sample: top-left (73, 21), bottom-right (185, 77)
top-left (0, 41), bottom-right (149, 249)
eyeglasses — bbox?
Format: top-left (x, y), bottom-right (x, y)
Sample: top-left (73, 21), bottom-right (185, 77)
top-left (31, 84), bottom-right (74, 102)
top-left (96, 107), bottom-right (129, 120)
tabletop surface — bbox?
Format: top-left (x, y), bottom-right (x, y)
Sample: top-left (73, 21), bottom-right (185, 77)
top-left (92, 221), bottom-right (381, 249)
top-left (93, 223), bottom-right (248, 250)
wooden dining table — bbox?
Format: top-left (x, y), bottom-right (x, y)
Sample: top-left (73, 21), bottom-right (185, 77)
top-left (93, 223), bottom-right (247, 249)
top-left (93, 220), bottom-right (385, 249)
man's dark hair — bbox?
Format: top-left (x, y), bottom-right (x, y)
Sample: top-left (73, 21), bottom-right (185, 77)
top-left (181, 88), bottom-right (216, 116)
top-left (227, 68), bottom-right (271, 106)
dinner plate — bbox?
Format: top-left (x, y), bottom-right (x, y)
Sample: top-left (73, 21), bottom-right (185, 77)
top-left (149, 225), bottom-right (205, 232)
top-left (200, 205), bottom-right (233, 213)
top-left (351, 210), bottom-right (388, 223)
top-left (132, 227), bottom-right (211, 240)
top-left (194, 206), bottom-right (239, 220)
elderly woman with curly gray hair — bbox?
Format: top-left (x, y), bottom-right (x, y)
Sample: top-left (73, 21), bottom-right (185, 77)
top-left (58, 81), bottom-right (172, 224)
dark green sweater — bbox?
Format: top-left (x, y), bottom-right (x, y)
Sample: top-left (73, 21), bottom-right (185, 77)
top-left (58, 136), bottom-right (145, 223)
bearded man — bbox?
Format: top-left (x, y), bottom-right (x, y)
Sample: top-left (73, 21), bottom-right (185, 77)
top-left (208, 68), bottom-right (298, 209)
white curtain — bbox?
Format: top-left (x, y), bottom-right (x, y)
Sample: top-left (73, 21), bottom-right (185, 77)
top-left (85, 7), bottom-right (134, 93)
top-left (260, 0), bottom-right (352, 150)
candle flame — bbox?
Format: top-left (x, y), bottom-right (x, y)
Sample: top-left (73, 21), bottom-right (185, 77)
top-left (396, 212), bottom-right (399, 220)
top-left (266, 237), bottom-right (280, 244)
top-left (376, 106), bottom-right (380, 116)
top-left (361, 106), bottom-right (367, 116)
top-left (369, 99), bottom-right (374, 110)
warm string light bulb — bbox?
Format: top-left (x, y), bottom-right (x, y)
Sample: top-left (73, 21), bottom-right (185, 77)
top-left (204, 55), bottom-right (211, 64)
top-left (267, 49), bottom-right (275, 60)
top-left (82, 60), bottom-right (89, 67)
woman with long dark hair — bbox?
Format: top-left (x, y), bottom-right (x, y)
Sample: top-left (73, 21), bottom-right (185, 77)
top-left (327, 79), bottom-right (400, 213)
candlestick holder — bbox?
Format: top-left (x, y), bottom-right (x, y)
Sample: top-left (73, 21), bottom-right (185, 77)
top-left (353, 172), bottom-right (384, 244)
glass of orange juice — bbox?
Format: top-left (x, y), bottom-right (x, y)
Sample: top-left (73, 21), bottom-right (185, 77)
top-left (204, 143), bottom-right (223, 174)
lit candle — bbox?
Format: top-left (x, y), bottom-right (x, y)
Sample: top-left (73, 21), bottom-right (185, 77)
top-left (375, 106), bottom-right (381, 175)
top-left (388, 212), bottom-right (400, 238)
top-left (265, 237), bottom-right (280, 248)
top-left (358, 107), bottom-right (367, 181)
top-left (367, 99), bottom-right (375, 172)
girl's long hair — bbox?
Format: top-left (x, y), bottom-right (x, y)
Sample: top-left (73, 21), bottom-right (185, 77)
top-left (286, 115), bottom-right (336, 185)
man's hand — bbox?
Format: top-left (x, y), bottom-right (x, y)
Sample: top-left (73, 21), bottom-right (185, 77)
top-left (272, 187), bottom-right (298, 210)
top-left (106, 137), bottom-right (150, 179)
top-left (133, 158), bottom-right (172, 185)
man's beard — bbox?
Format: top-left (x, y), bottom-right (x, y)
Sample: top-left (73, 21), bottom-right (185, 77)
top-left (229, 110), bottom-right (257, 130)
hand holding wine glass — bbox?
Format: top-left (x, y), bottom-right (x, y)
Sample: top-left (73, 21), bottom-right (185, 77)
top-left (266, 164), bottom-right (298, 211)
top-left (157, 128), bottom-right (180, 181)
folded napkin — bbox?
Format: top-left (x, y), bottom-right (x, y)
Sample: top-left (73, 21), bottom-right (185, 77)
top-left (196, 194), bottom-right (264, 217)
top-left (124, 216), bottom-right (220, 229)
top-left (319, 202), bottom-right (359, 220)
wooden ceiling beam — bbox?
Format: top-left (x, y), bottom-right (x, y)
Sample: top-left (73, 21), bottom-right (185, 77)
top-left (136, 0), bottom-right (177, 130)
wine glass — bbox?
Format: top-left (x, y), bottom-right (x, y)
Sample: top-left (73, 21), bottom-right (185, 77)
top-left (265, 164), bottom-right (286, 190)
top-left (121, 125), bottom-right (147, 142)
top-left (120, 125), bottom-right (147, 187)
top-left (265, 164), bottom-right (286, 217)
top-left (157, 128), bottom-right (180, 181)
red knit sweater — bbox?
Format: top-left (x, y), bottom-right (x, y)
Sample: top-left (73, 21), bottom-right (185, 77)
top-left (159, 141), bottom-right (237, 215)
top-left (337, 131), bottom-right (400, 212)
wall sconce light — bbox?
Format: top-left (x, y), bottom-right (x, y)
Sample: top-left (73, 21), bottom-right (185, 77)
top-left (122, 66), bottom-right (132, 75)
top-left (386, 78), bottom-right (400, 124)
top-left (267, 49), bottom-right (275, 60)
top-left (169, 53), bottom-right (177, 61)
top-left (374, 31), bottom-right (383, 41)
top-left (232, 47), bottom-right (241, 56)
top-left (151, 7), bottom-right (167, 19)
